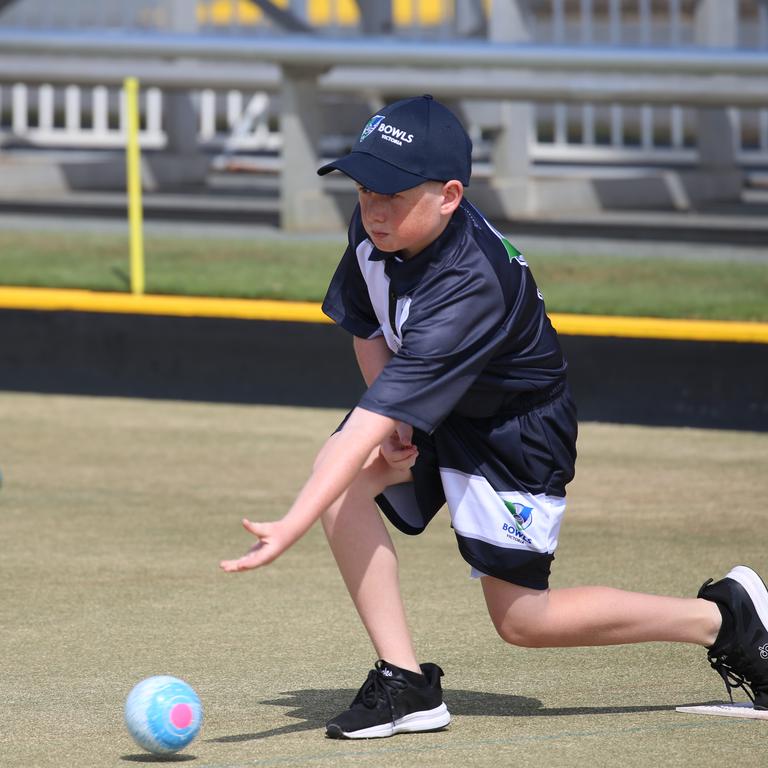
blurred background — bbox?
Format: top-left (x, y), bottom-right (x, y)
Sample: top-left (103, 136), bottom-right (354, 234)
top-left (2, 14), bottom-right (768, 768)
top-left (0, 0), bottom-right (767, 230)
top-left (0, 1), bottom-right (766, 430)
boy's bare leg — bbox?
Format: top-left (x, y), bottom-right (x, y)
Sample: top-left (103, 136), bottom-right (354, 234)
top-left (319, 436), bottom-right (421, 673)
top-left (481, 577), bottom-right (722, 648)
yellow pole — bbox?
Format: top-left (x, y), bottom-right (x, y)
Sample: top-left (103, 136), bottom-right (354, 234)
top-left (124, 77), bottom-right (145, 295)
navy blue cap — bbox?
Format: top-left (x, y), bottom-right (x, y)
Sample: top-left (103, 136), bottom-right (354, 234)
top-left (317, 95), bottom-right (472, 194)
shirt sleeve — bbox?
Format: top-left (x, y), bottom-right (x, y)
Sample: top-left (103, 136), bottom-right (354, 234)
top-left (359, 258), bottom-right (511, 433)
top-left (321, 214), bottom-right (382, 340)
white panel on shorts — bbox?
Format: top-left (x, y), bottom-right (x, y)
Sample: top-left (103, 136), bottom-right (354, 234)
top-left (439, 467), bottom-right (566, 554)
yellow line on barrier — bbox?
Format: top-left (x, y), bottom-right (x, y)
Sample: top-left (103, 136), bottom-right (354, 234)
top-left (0, 287), bottom-right (330, 324)
top-left (549, 312), bottom-right (768, 344)
top-left (0, 286), bottom-right (767, 343)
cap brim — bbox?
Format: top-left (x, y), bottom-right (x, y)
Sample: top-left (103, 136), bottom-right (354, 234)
top-left (317, 152), bottom-right (426, 194)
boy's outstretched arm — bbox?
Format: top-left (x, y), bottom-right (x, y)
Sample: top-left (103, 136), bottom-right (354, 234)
top-left (219, 405), bottom-right (397, 573)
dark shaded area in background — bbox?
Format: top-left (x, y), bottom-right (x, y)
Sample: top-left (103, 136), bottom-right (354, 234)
top-left (1, 309), bottom-right (765, 431)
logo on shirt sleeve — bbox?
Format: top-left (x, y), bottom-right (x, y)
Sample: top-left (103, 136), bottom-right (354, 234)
top-left (502, 237), bottom-right (528, 267)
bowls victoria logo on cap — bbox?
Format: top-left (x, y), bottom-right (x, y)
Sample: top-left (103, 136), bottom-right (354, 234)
top-left (360, 115), bottom-right (385, 142)
top-left (316, 95), bottom-right (471, 192)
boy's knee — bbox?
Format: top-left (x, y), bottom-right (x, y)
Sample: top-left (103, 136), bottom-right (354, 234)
top-left (488, 607), bottom-right (551, 648)
top-left (484, 581), bottom-right (555, 648)
top-left (493, 620), bottom-right (550, 648)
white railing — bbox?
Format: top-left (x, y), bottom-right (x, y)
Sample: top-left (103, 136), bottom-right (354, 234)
top-left (2, 80), bottom-right (767, 169)
top-left (0, 82), bottom-right (282, 152)
top-left (0, 83), bottom-right (164, 149)
top-left (529, 0), bottom-right (768, 166)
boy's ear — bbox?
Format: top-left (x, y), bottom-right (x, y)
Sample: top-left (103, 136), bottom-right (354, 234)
top-left (440, 180), bottom-right (464, 215)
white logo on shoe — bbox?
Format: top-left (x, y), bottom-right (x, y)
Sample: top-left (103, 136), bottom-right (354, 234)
top-left (381, 668), bottom-right (394, 677)
top-left (759, 644), bottom-right (768, 659)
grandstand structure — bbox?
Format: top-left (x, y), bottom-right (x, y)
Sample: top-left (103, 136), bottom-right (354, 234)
top-left (0, 0), bottom-right (767, 228)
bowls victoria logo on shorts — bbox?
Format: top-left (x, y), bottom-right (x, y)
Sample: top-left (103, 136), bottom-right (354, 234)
top-left (504, 501), bottom-right (534, 532)
top-left (500, 500), bottom-right (535, 546)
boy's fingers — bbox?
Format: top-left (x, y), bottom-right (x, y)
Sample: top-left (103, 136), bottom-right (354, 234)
top-left (219, 542), bottom-right (266, 572)
top-left (220, 556), bottom-right (257, 572)
top-left (218, 519), bottom-right (272, 572)
top-left (385, 448), bottom-right (419, 469)
top-left (242, 518), bottom-right (267, 537)
top-left (395, 422), bottom-right (414, 446)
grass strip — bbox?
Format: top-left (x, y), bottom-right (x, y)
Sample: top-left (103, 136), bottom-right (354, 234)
top-left (0, 229), bottom-right (766, 321)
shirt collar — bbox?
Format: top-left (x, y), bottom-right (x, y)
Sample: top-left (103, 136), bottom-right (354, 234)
top-left (367, 246), bottom-right (395, 262)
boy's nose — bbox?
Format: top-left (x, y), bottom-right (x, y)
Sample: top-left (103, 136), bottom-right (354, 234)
top-left (367, 197), bottom-right (388, 220)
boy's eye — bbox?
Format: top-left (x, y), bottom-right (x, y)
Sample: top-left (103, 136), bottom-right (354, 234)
top-left (357, 186), bottom-right (397, 200)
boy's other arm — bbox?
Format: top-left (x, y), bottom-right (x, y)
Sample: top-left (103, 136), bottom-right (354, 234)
top-left (219, 405), bottom-right (397, 573)
top-left (353, 335), bottom-right (416, 466)
top-left (353, 334), bottom-right (392, 386)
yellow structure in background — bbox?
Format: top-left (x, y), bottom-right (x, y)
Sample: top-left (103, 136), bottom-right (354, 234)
top-left (198, 0), bottom-right (450, 27)
top-left (1, 287), bottom-right (767, 345)
top-left (124, 77), bottom-right (145, 296)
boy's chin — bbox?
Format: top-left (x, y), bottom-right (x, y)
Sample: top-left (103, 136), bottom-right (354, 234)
top-left (371, 237), bottom-right (398, 252)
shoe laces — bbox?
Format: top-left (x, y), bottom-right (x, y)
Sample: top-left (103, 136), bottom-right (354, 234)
top-left (706, 647), bottom-right (767, 705)
top-left (355, 660), bottom-right (409, 722)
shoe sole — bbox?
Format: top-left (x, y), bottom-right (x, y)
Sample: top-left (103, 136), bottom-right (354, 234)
top-left (727, 566), bottom-right (768, 632)
top-left (326, 703), bottom-right (451, 739)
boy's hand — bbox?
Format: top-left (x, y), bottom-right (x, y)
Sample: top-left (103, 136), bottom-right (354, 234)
top-left (219, 518), bottom-right (290, 573)
top-left (379, 421), bottom-right (418, 470)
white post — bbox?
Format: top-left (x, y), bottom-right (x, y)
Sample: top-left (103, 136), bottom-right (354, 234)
top-left (149, 0), bottom-right (208, 188)
top-left (469, 0), bottom-right (535, 217)
top-left (165, 0), bottom-right (199, 156)
top-left (92, 85), bottom-right (109, 138)
top-left (280, 66), bottom-right (345, 231)
top-left (11, 84), bottom-right (28, 134)
top-left (355, 0), bottom-right (392, 35)
top-left (491, 0), bottom-right (533, 173)
top-left (689, 0), bottom-right (742, 202)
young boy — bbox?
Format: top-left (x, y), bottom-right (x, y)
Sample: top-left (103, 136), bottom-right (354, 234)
top-left (221, 95), bottom-right (768, 739)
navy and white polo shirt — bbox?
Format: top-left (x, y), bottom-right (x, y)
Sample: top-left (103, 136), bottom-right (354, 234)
top-left (322, 199), bottom-right (577, 588)
top-left (323, 199), bottom-right (568, 430)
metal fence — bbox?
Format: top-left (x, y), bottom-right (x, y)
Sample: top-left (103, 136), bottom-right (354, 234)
top-left (0, 0), bottom-right (767, 197)
top-left (2, 77), bottom-right (766, 167)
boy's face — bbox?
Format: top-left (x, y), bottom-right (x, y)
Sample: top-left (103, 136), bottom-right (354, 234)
top-left (357, 180), bottom-right (463, 260)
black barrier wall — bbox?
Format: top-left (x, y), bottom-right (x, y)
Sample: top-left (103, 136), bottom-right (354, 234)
top-left (1, 309), bottom-right (766, 431)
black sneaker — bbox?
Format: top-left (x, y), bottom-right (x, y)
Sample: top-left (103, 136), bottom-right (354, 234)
top-left (325, 660), bottom-right (451, 739)
top-left (698, 565), bottom-right (768, 709)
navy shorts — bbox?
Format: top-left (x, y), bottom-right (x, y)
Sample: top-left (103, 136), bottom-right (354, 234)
top-left (376, 383), bottom-right (578, 590)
